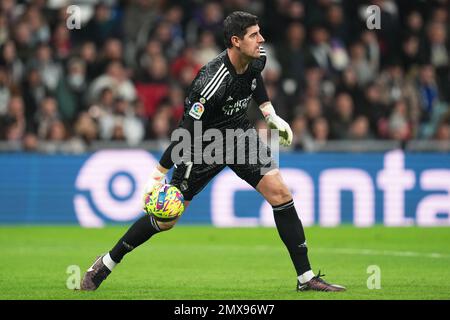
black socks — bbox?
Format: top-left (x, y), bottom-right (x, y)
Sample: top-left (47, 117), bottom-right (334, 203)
top-left (273, 199), bottom-right (311, 276)
top-left (109, 214), bottom-right (161, 263)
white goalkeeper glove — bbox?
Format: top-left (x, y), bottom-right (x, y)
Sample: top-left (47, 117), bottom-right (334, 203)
top-left (143, 165), bottom-right (168, 195)
top-left (259, 102), bottom-right (293, 146)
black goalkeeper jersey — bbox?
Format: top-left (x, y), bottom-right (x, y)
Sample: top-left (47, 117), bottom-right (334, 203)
top-left (181, 47), bottom-right (267, 132)
top-left (159, 47), bottom-right (268, 170)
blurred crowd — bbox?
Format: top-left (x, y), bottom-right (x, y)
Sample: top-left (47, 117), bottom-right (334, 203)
top-left (0, 0), bottom-right (449, 153)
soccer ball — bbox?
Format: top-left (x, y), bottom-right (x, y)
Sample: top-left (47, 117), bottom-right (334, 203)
top-left (143, 183), bottom-right (185, 221)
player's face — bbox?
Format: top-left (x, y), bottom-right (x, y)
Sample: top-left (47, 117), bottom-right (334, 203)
top-left (239, 25), bottom-right (265, 59)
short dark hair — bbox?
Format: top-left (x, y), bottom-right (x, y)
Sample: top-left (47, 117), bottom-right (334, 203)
top-left (223, 11), bottom-right (259, 48)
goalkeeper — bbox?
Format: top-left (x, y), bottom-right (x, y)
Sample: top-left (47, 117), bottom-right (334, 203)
top-left (81, 11), bottom-right (345, 292)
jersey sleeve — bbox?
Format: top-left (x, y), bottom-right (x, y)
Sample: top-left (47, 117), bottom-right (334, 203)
top-left (253, 73), bottom-right (269, 106)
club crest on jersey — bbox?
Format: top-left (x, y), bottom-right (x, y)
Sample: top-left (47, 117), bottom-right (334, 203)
top-left (251, 78), bottom-right (257, 91)
top-left (189, 102), bottom-right (205, 120)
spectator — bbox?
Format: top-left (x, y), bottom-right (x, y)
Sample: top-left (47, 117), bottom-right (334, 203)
top-left (329, 92), bottom-right (354, 140)
top-left (29, 43), bottom-right (62, 92)
top-left (21, 68), bottom-right (48, 126)
top-left (196, 30), bottom-right (221, 66)
top-left (0, 12), bottom-right (9, 45)
top-left (97, 38), bottom-right (125, 74)
top-left (147, 102), bottom-right (173, 140)
top-left (152, 20), bottom-right (184, 61)
top-left (51, 22), bottom-right (71, 60)
top-left (186, 1), bottom-right (224, 47)
top-left (25, 5), bottom-right (50, 45)
top-left (56, 57), bottom-right (88, 122)
top-left (22, 132), bottom-right (39, 152)
top-left (310, 117), bottom-right (329, 151)
top-left (88, 87), bottom-right (115, 122)
top-left (82, 2), bottom-right (122, 48)
top-left (360, 82), bottom-right (389, 137)
top-left (170, 46), bottom-right (201, 86)
top-left (135, 55), bottom-right (170, 117)
top-left (39, 120), bottom-right (86, 154)
top-left (138, 39), bottom-right (163, 74)
top-left (276, 22), bottom-right (307, 96)
top-left (326, 3), bottom-right (349, 45)
top-left (0, 40), bottom-right (25, 84)
top-left (34, 96), bottom-right (60, 140)
top-left (434, 121), bottom-right (450, 141)
top-left (335, 67), bottom-right (364, 110)
top-left (89, 60), bottom-right (137, 104)
top-left (123, 0), bottom-right (160, 43)
top-left (291, 114), bottom-right (314, 151)
top-left (79, 41), bottom-right (100, 82)
top-left (98, 98), bottom-right (145, 146)
top-left (307, 25), bottom-right (333, 74)
top-left (348, 116), bottom-right (373, 140)
top-left (73, 111), bottom-right (98, 145)
top-left (416, 64), bottom-right (440, 123)
top-left (400, 35), bottom-right (424, 74)
top-left (301, 97), bottom-right (323, 131)
top-left (0, 0), bottom-right (449, 151)
top-left (13, 20), bottom-right (34, 62)
top-left (387, 100), bottom-right (411, 141)
top-left (0, 95), bottom-right (26, 141)
top-left (0, 67), bottom-right (11, 115)
top-left (348, 41), bottom-right (376, 87)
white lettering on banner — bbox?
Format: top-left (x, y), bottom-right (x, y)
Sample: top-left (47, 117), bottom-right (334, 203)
top-left (416, 170), bottom-right (450, 226)
top-left (319, 169), bottom-right (375, 227)
top-left (211, 169), bottom-right (314, 227)
top-left (211, 170), bottom-right (259, 226)
top-left (74, 150), bottom-right (157, 227)
top-left (72, 149), bottom-right (450, 227)
top-left (377, 150), bottom-right (415, 226)
top-left (260, 169), bottom-right (314, 227)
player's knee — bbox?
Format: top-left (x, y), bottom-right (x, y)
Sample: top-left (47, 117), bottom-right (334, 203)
top-left (270, 185), bottom-right (292, 205)
top-left (156, 219), bottom-right (177, 231)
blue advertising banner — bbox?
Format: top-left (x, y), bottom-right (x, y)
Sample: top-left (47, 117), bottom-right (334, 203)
top-left (0, 150), bottom-right (449, 227)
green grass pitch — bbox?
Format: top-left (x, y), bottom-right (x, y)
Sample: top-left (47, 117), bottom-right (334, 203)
top-left (0, 225), bottom-right (449, 300)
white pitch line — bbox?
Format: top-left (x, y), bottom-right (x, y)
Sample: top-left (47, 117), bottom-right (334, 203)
top-left (313, 247), bottom-right (450, 259)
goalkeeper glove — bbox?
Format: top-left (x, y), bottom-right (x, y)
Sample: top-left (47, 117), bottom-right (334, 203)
top-left (143, 165), bottom-right (167, 194)
top-left (259, 102), bottom-right (293, 146)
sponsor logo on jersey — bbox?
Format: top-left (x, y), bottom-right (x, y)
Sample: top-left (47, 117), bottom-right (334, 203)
top-left (222, 96), bottom-right (252, 116)
top-left (189, 102), bottom-right (205, 119)
top-left (251, 78), bottom-right (257, 91)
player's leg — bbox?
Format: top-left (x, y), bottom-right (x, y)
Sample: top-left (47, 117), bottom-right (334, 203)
top-left (80, 201), bottom-right (190, 291)
top-left (81, 161), bottom-right (225, 291)
top-left (229, 129), bottom-right (345, 292)
top-left (256, 170), bottom-right (345, 292)
top-left (255, 170), bottom-right (312, 278)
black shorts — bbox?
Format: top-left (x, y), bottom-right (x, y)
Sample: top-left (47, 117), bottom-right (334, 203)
top-left (170, 128), bottom-right (276, 201)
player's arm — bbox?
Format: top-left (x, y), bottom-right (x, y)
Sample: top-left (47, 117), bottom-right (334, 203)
top-left (253, 73), bottom-right (293, 146)
top-left (144, 69), bottom-right (211, 194)
top-left (143, 117), bottom-right (196, 193)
